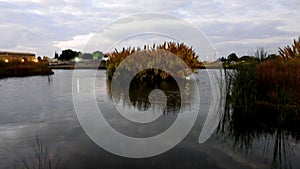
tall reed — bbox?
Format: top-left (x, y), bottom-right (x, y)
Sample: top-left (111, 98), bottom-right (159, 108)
top-left (106, 42), bottom-right (203, 80)
top-left (224, 42), bottom-right (300, 130)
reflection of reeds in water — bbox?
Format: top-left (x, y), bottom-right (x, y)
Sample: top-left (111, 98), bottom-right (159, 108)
top-left (129, 78), bottom-right (181, 113)
top-left (218, 103), bottom-right (299, 169)
top-left (271, 130), bottom-right (294, 169)
top-left (3, 135), bottom-right (62, 169)
top-left (107, 74), bottom-right (194, 115)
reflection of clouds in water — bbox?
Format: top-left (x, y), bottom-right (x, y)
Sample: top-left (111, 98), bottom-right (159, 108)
top-left (0, 70), bottom-right (300, 168)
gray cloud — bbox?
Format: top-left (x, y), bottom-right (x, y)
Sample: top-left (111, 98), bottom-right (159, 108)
top-left (0, 0), bottom-right (299, 58)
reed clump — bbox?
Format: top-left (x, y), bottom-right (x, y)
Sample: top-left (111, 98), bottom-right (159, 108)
top-left (255, 58), bottom-right (300, 127)
top-left (106, 42), bottom-right (203, 81)
top-left (226, 37), bottom-right (300, 129)
top-left (279, 37), bottom-right (300, 60)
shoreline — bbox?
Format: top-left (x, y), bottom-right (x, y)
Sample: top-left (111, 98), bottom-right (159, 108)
top-left (0, 61), bottom-right (54, 79)
top-left (49, 64), bottom-right (227, 70)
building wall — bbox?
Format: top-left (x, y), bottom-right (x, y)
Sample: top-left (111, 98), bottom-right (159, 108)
top-left (0, 51), bottom-right (36, 62)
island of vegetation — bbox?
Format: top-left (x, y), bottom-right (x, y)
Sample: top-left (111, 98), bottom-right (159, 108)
top-left (106, 41), bottom-right (203, 81)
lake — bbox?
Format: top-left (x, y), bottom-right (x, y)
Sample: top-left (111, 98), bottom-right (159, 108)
top-left (0, 69), bottom-right (300, 169)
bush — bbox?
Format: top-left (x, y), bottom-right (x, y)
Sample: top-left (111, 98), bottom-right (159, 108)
top-left (106, 42), bottom-right (203, 80)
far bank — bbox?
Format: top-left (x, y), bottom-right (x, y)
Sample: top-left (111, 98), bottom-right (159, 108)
top-left (0, 61), bottom-right (53, 79)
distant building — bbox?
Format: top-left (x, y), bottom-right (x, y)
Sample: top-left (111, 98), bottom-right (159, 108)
top-left (0, 51), bottom-right (36, 62)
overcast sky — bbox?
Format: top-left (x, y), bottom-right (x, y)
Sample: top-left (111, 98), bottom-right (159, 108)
top-left (1, 0), bottom-right (299, 59)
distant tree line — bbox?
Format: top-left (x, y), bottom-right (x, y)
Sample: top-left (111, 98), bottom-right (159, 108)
top-left (219, 49), bottom-right (278, 63)
top-left (54, 48), bottom-right (279, 64)
top-left (54, 49), bottom-right (104, 61)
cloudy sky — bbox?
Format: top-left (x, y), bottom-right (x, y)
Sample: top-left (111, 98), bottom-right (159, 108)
top-left (0, 0), bottom-right (299, 59)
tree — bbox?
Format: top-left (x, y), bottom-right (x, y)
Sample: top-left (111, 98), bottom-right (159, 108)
top-left (253, 47), bottom-right (268, 60)
top-left (78, 52), bottom-right (83, 58)
top-left (93, 51), bottom-right (104, 60)
top-left (227, 53), bottom-right (238, 62)
top-left (220, 57), bottom-right (226, 62)
top-left (54, 52), bottom-right (59, 59)
top-left (58, 49), bottom-right (79, 61)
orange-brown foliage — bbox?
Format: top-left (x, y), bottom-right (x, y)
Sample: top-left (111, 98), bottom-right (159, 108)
top-left (279, 37), bottom-right (300, 60)
top-left (255, 59), bottom-right (300, 105)
top-left (106, 42), bottom-right (203, 80)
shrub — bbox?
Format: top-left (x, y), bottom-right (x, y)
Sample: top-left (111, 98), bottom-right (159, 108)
top-left (106, 42), bottom-right (203, 80)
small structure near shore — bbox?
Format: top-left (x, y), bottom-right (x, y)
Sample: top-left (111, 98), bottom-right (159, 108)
top-left (0, 51), bottom-right (36, 62)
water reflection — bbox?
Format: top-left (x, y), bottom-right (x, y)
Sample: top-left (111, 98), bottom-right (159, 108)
top-left (106, 73), bottom-right (195, 115)
top-left (218, 105), bottom-right (300, 169)
top-left (1, 70), bottom-right (300, 169)
top-left (100, 72), bottom-right (199, 139)
top-left (106, 69), bottom-right (300, 168)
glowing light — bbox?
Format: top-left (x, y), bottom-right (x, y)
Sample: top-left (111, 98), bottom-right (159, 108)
top-left (34, 59), bottom-right (38, 63)
top-left (21, 59), bottom-right (25, 62)
top-left (4, 59), bottom-right (8, 63)
top-left (74, 57), bottom-right (80, 62)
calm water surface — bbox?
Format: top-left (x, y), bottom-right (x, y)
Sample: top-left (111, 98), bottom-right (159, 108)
top-left (0, 70), bottom-right (300, 169)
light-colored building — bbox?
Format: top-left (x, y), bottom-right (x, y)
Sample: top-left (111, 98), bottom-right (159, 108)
top-left (0, 51), bottom-right (36, 62)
